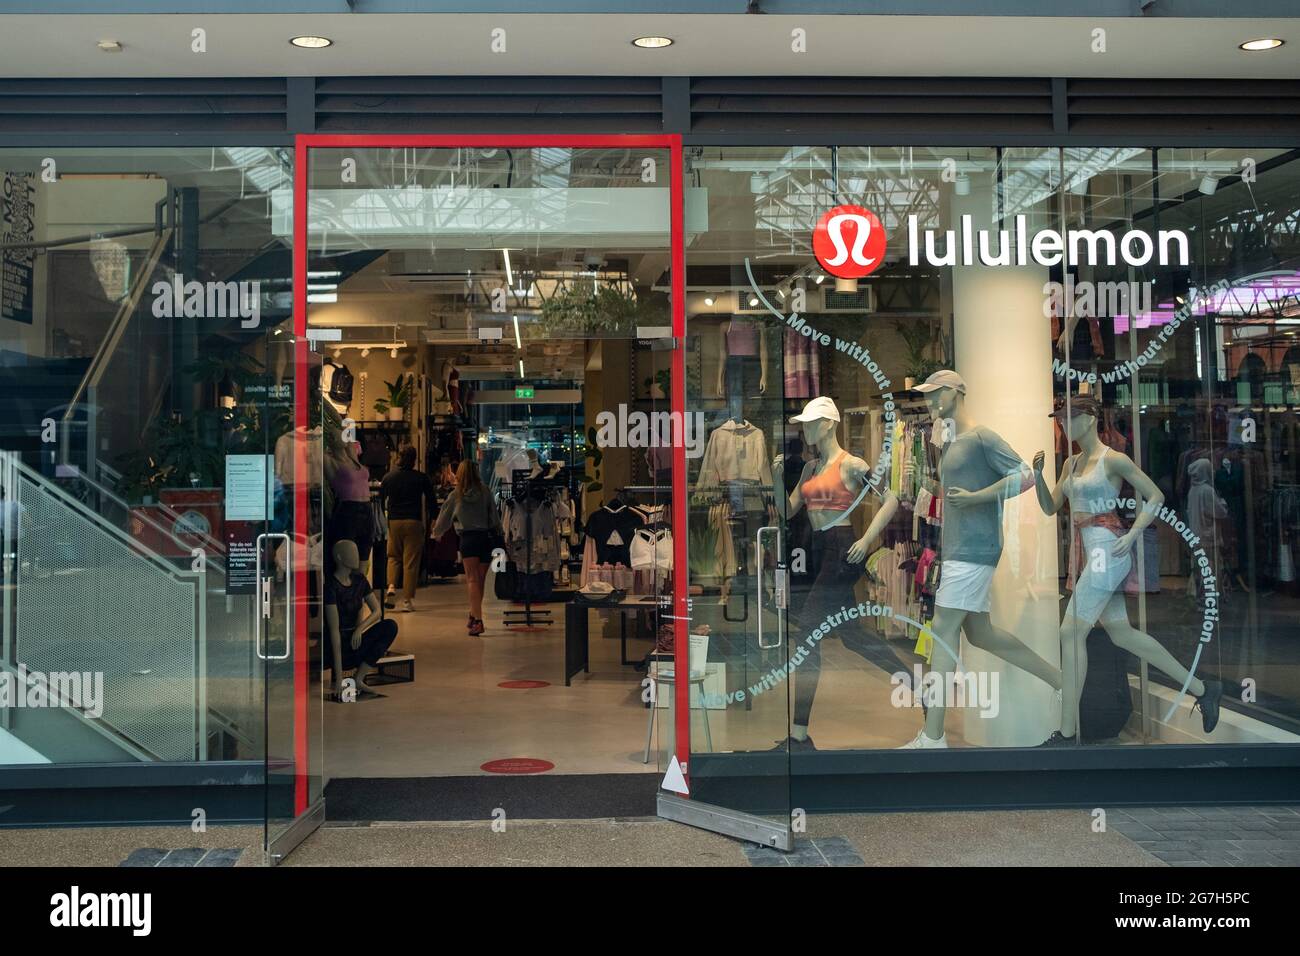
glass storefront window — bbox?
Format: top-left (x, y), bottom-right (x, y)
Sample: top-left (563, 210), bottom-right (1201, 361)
top-left (684, 144), bottom-right (1300, 757)
top-left (0, 149), bottom-right (305, 796)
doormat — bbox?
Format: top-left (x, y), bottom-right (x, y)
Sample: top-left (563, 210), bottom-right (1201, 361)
top-left (324, 773), bottom-right (660, 821)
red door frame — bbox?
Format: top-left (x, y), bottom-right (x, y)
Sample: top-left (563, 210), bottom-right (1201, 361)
top-left (291, 134), bottom-right (690, 815)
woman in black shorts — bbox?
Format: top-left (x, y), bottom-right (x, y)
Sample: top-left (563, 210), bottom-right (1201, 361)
top-left (431, 460), bottom-right (502, 635)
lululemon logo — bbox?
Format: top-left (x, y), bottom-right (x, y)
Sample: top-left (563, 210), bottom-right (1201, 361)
top-left (813, 204), bottom-right (887, 279)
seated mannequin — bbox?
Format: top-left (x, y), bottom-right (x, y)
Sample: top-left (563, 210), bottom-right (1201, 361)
top-left (325, 539), bottom-right (398, 701)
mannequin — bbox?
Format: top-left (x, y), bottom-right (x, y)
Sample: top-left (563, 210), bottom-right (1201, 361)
top-left (773, 396), bottom-right (898, 750)
top-left (901, 370), bottom-right (1062, 748)
top-left (715, 318), bottom-right (768, 422)
top-left (1032, 395), bottom-right (1223, 745)
top-left (327, 439), bottom-right (374, 575)
top-left (325, 539), bottom-right (398, 701)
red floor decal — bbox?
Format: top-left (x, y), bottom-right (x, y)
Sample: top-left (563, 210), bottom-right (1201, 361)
top-left (481, 758), bottom-right (555, 774)
top-left (497, 680), bottom-right (550, 689)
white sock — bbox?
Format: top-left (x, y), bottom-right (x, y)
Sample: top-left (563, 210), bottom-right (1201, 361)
top-left (791, 724), bottom-right (809, 742)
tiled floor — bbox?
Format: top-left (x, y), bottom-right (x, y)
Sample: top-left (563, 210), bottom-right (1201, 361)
top-left (1105, 805), bottom-right (1300, 866)
top-left (119, 847), bottom-right (244, 868)
top-left (4, 806), bottom-right (1297, 867)
top-left (744, 836), bottom-right (866, 867)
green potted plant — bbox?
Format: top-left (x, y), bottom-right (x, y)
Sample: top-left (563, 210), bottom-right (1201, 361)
top-left (374, 375), bottom-right (411, 422)
top-left (578, 425), bottom-right (604, 512)
top-left (895, 320), bottom-right (943, 390)
top-left (644, 366), bottom-right (671, 400)
top-left (538, 284), bottom-right (666, 337)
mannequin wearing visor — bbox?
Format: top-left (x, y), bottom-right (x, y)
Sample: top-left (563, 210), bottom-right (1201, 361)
top-left (772, 396), bottom-right (900, 750)
top-left (1033, 395), bottom-right (1223, 745)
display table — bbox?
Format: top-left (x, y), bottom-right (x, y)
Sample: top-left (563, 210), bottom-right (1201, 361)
top-left (563, 596), bottom-right (660, 686)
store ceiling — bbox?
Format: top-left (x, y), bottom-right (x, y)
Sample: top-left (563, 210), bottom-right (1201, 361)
top-left (0, 13), bottom-right (1296, 78)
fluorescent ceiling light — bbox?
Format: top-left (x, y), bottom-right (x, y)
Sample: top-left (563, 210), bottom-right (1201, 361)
top-left (513, 314), bottom-right (522, 350)
top-left (307, 293), bottom-right (337, 304)
top-left (502, 249), bottom-right (513, 288)
top-left (519, 360), bottom-right (525, 377)
top-left (1240, 38), bottom-right (1284, 51)
top-left (632, 36), bottom-right (673, 49)
top-left (290, 36), bottom-right (333, 49)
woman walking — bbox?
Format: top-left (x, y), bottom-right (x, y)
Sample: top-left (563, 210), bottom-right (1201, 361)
top-left (432, 460), bottom-right (501, 636)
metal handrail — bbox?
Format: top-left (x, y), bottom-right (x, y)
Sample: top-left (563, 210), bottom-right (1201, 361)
top-left (62, 229), bottom-right (172, 431)
top-left (2, 452), bottom-right (201, 583)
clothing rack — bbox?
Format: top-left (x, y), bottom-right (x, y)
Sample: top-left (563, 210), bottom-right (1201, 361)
top-left (502, 467), bottom-right (568, 630)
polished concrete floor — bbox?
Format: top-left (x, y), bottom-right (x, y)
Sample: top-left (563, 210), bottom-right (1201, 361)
top-left (323, 567), bottom-right (1286, 781)
top-left (323, 576), bottom-right (662, 777)
top-left (322, 573), bottom-right (949, 779)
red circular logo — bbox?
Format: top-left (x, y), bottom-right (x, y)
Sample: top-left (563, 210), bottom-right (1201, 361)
top-left (812, 205), bottom-right (887, 279)
top-left (481, 758), bottom-right (555, 775)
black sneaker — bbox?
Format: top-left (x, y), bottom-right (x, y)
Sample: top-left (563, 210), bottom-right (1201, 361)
top-left (768, 735), bottom-right (817, 753)
top-left (1194, 680), bottom-right (1223, 734)
top-left (1037, 731), bottom-right (1077, 747)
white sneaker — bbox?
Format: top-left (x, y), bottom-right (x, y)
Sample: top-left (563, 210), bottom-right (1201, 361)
top-left (898, 729), bottom-right (948, 749)
top-left (401, 599), bottom-right (414, 613)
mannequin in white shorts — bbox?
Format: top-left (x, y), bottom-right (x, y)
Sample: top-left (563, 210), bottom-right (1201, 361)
top-left (1032, 395), bottom-right (1223, 745)
top-left (900, 370), bottom-right (1063, 749)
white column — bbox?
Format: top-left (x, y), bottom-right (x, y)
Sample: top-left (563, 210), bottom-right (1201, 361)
top-left (950, 184), bottom-right (1060, 747)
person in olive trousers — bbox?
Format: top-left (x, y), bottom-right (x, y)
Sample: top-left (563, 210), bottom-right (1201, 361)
top-left (379, 446), bottom-right (436, 612)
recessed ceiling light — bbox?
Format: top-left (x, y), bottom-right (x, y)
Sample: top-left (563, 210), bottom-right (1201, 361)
top-left (290, 35), bottom-right (333, 49)
top-left (632, 36), bottom-right (673, 49)
top-left (97, 40), bottom-right (123, 53)
top-left (1240, 37), bottom-right (1284, 51)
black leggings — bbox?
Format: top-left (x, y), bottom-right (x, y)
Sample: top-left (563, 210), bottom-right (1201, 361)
top-left (789, 525), bottom-right (917, 728)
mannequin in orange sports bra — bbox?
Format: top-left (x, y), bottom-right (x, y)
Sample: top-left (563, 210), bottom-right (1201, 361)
top-left (771, 396), bottom-right (903, 750)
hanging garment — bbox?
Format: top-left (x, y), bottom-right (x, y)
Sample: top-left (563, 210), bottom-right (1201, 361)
top-left (583, 502), bottom-right (644, 565)
top-left (783, 327), bottom-right (822, 398)
top-left (695, 420), bottom-right (773, 490)
top-left (630, 528), bottom-right (674, 571)
top-left (502, 497), bottom-right (563, 573)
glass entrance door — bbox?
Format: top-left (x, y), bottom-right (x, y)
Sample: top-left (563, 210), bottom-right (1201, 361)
top-left (656, 271), bottom-right (794, 851)
top-left (263, 330), bottom-right (325, 863)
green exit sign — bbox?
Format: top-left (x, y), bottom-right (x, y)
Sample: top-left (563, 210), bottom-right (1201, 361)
top-left (515, 387), bottom-right (535, 399)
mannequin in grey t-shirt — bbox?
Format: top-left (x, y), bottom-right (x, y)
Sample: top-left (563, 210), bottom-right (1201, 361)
top-left (899, 370), bottom-right (1062, 749)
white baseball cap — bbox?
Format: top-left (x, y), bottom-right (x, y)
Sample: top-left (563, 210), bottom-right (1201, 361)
top-left (913, 370), bottom-right (967, 394)
top-left (789, 396), bottom-right (841, 423)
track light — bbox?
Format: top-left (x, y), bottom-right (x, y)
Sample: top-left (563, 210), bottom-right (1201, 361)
top-left (1199, 174), bottom-right (1219, 196)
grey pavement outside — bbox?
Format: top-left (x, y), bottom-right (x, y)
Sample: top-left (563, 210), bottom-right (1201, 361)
top-left (1, 806), bottom-right (1294, 867)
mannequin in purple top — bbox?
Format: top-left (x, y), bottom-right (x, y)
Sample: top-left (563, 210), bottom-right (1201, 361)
top-left (716, 317), bottom-right (769, 422)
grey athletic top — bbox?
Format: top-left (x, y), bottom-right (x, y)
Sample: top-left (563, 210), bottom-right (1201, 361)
top-left (431, 486), bottom-right (500, 539)
top-left (939, 425), bottom-right (1029, 567)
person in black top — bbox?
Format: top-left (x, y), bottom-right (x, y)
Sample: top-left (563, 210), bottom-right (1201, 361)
top-left (379, 446), bottom-right (436, 611)
top-left (325, 539), bottom-right (398, 700)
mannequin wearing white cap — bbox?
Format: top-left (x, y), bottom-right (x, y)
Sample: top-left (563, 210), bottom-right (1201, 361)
top-left (774, 396), bottom-right (899, 748)
top-left (900, 370), bottom-right (1062, 749)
